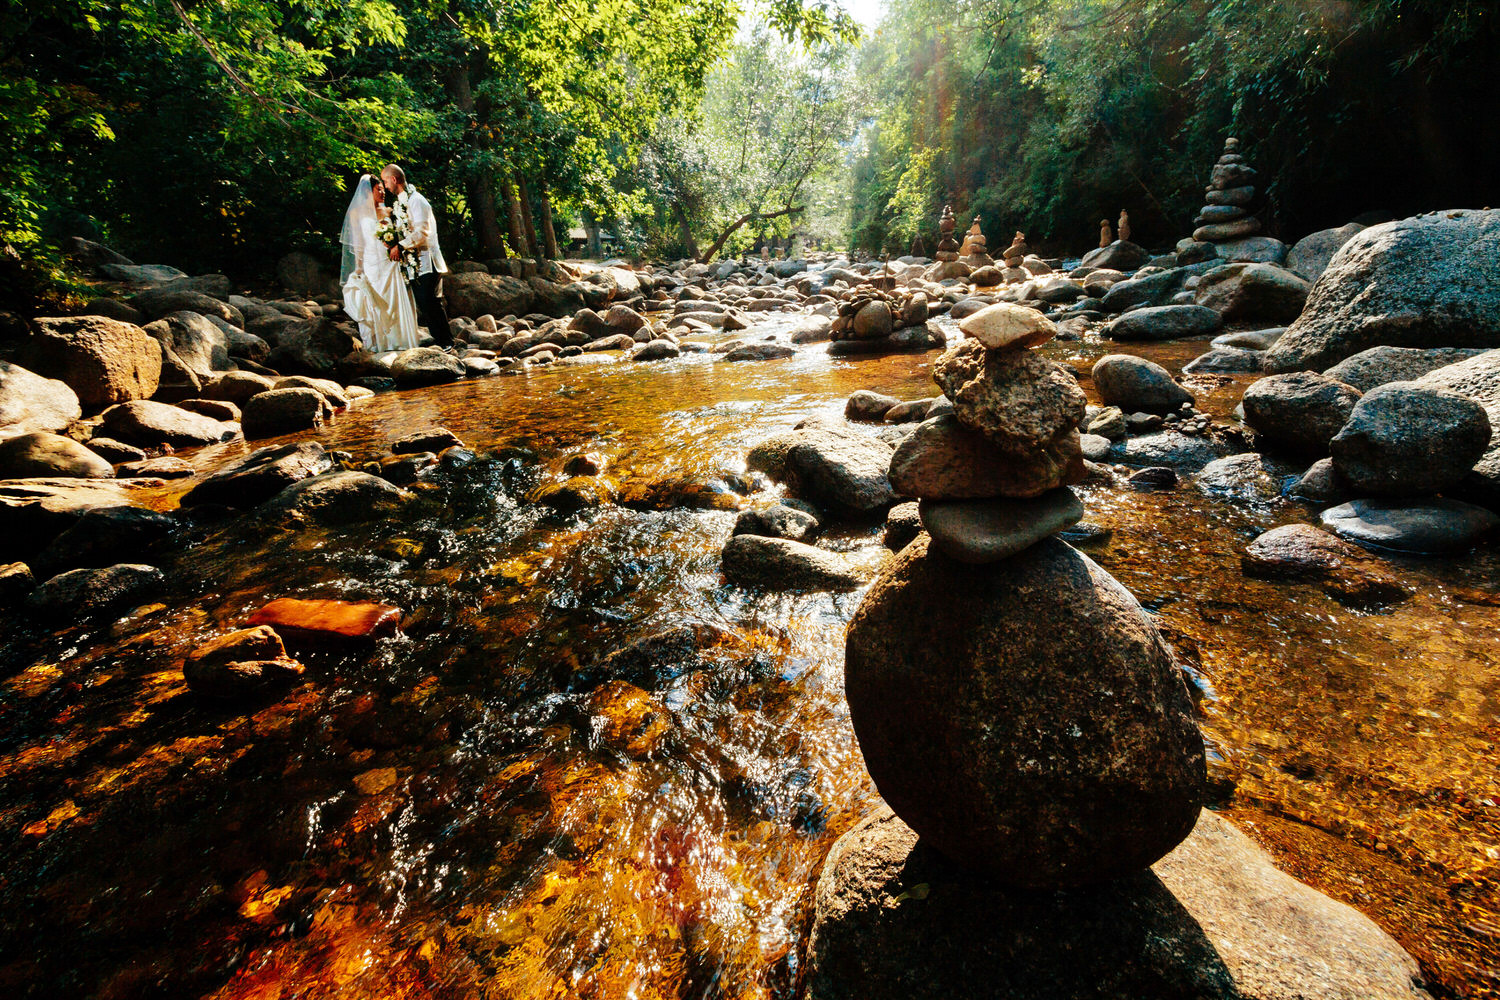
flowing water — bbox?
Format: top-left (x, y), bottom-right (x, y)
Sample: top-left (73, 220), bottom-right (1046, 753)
top-left (1, 316), bottom-right (1497, 999)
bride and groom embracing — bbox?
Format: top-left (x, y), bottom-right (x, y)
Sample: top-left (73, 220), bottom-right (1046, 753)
top-left (340, 164), bottom-right (453, 353)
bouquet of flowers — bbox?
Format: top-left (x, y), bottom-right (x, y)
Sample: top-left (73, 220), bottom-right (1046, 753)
top-left (376, 191), bottom-right (419, 281)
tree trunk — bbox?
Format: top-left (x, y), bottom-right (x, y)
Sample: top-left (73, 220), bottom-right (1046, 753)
top-left (538, 186), bottom-right (560, 260)
top-left (501, 176), bottom-right (528, 256)
top-left (673, 201), bottom-right (700, 259)
top-left (516, 175), bottom-right (541, 258)
top-left (698, 205), bottom-right (804, 264)
top-left (443, 65), bottom-right (506, 260)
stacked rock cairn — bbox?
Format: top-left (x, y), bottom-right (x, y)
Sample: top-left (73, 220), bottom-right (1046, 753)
top-left (810, 299), bottom-right (1208, 976)
top-left (959, 216), bottom-right (993, 268)
top-left (999, 231), bottom-right (1030, 281)
top-left (1098, 218), bottom-right (1113, 247)
top-left (926, 205), bottom-right (970, 281)
top-left (1193, 137), bottom-right (1261, 243)
top-left (1118, 209), bottom-right (1132, 242)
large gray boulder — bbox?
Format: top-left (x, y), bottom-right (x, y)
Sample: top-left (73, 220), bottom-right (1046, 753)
top-left (444, 272), bottom-right (536, 318)
top-left (1092, 355), bottom-right (1194, 413)
top-left (1193, 263), bottom-right (1310, 324)
top-left (1242, 372), bottom-right (1362, 456)
top-left (1285, 222), bottom-right (1365, 281)
top-left (844, 536), bottom-right (1204, 887)
top-left (1099, 263), bottom-right (1214, 312)
top-left (1322, 345), bottom-right (1488, 392)
top-left (1265, 209), bottom-right (1500, 372)
top-left (1322, 497), bottom-right (1499, 554)
top-left (749, 425), bottom-right (896, 516)
top-left (264, 317), bottom-right (360, 378)
top-left (98, 400), bottom-right (240, 450)
top-left (1105, 304), bottom-right (1222, 341)
top-left (255, 470), bottom-right (413, 526)
top-left (0, 361), bottom-right (82, 440)
top-left (1330, 382), bottom-right (1490, 495)
top-left (1415, 349), bottom-right (1500, 500)
top-left (25, 316), bottom-right (163, 410)
top-left (0, 432), bottom-right (114, 479)
top-left (805, 805), bottom-right (1429, 1000)
top-left (392, 347), bottom-right (465, 387)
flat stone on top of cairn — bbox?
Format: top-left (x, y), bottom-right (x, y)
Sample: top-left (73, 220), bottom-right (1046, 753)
top-left (1193, 137), bottom-right (1262, 242)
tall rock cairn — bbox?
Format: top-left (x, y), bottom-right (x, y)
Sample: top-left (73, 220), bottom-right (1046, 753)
top-left (934, 206), bottom-right (960, 262)
top-left (843, 301), bottom-right (1207, 888)
top-left (1193, 137), bottom-right (1261, 243)
top-left (959, 216), bottom-right (993, 267)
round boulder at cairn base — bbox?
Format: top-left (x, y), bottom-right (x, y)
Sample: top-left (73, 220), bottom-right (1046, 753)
top-left (1241, 371), bottom-right (1361, 456)
top-left (26, 316), bottom-right (163, 410)
top-left (1091, 355), bottom-right (1194, 414)
top-left (804, 806), bottom-right (1430, 1000)
top-left (1330, 381), bottom-right (1491, 495)
top-left (844, 535), bottom-right (1205, 888)
top-left (1264, 209), bottom-right (1500, 373)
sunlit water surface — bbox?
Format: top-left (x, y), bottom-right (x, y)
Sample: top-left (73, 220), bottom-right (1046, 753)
top-left (1, 315), bottom-right (1496, 999)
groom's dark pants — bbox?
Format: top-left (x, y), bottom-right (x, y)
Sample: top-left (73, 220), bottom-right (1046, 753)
top-left (415, 272), bottom-right (452, 346)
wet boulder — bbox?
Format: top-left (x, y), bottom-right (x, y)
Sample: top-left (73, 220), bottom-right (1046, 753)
top-left (1242, 523), bottom-right (1410, 606)
top-left (27, 563), bottom-right (164, 619)
top-left (1241, 372), bottom-right (1361, 456)
top-left (1266, 209), bottom-right (1500, 372)
top-left (0, 433), bottom-right (114, 479)
top-left (182, 441), bottom-right (334, 508)
top-left (255, 470), bottom-right (413, 526)
top-left (247, 597), bottom-right (403, 649)
top-left (32, 505), bottom-right (178, 575)
top-left (720, 534), bottom-right (867, 592)
top-left (1106, 431), bottom-right (1238, 472)
top-left (25, 316), bottom-right (163, 409)
top-left (202, 371), bottom-right (277, 406)
top-left (732, 503), bottom-right (820, 543)
top-left (241, 387), bottom-right (332, 439)
top-left (1091, 355), bottom-right (1193, 413)
top-left (1181, 347), bottom-right (1264, 374)
top-left (1321, 497), bottom-right (1499, 554)
top-left (843, 535), bottom-right (1204, 886)
top-left (1195, 453), bottom-right (1294, 506)
top-left (721, 341), bottom-right (794, 361)
top-left (183, 625), bottom-right (306, 698)
top-left (633, 339), bottom-right (681, 361)
top-left (845, 390), bottom-right (900, 422)
top-left (98, 400), bottom-right (240, 450)
top-left (1330, 381), bottom-right (1490, 495)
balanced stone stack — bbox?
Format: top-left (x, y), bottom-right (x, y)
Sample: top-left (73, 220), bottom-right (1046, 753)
top-left (927, 206), bottom-right (970, 281)
top-left (805, 297), bottom-right (1427, 999)
top-left (1099, 219), bottom-right (1113, 248)
top-left (999, 231), bottom-right (1030, 281)
top-left (959, 216), bottom-right (993, 268)
top-left (828, 288), bottom-right (942, 355)
top-left (1193, 137), bottom-right (1261, 243)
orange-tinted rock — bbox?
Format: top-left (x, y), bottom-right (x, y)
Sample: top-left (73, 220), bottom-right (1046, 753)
top-left (248, 598), bottom-right (402, 649)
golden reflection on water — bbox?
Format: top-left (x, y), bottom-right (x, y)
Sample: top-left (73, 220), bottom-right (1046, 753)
top-left (1, 320), bottom-right (1497, 999)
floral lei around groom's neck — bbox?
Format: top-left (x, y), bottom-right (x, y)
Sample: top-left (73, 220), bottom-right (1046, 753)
top-left (375, 188), bottom-right (419, 282)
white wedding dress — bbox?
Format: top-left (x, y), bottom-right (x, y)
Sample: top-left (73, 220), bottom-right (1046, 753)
top-left (339, 177), bottom-right (421, 353)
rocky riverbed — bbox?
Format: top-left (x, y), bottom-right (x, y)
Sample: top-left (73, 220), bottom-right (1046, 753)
top-left (2, 212), bottom-right (1499, 999)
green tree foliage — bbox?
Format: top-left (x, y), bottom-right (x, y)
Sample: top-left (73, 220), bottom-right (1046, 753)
top-left (846, 0), bottom-right (1500, 255)
top-left (0, 0), bottom-right (848, 279)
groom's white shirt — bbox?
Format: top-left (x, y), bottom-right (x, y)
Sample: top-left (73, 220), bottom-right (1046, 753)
top-left (399, 188), bottom-right (448, 276)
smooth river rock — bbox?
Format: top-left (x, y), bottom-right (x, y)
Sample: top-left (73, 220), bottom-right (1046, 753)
top-left (1105, 304), bottom-right (1222, 341)
top-left (1092, 355), bottom-right (1194, 413)
top-left (720, 534), bottom-right (866, 591)
top-left (917, 488), bottom-right (1083, 563)
top-left (1241, 372), bottom-right (1361, 456)
top-left (1321, 498), bottom-right (1499, 554)
top-left (844, 536), bottom-right (1205, 886)
top-left (182, 441), bottom-right (334, 508)
top-left (1242, 523), bottom-right (1410, 606)
top-left (1323, 345), bottom-right (1488, 393)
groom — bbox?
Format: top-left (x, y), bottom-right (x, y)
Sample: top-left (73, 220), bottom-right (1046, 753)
top-left (381, 164), bottom-right (452, 347)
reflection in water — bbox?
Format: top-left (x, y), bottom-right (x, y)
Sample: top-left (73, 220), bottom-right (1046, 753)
top-left (0, 319), bottom-right (1496, 999)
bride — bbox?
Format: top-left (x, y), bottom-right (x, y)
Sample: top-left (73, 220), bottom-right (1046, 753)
top-left (340, 174), bottom-right (421, 352)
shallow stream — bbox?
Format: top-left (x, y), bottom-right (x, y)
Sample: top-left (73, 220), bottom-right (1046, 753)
top-left (1, 317), bottom-right (1496, 999)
